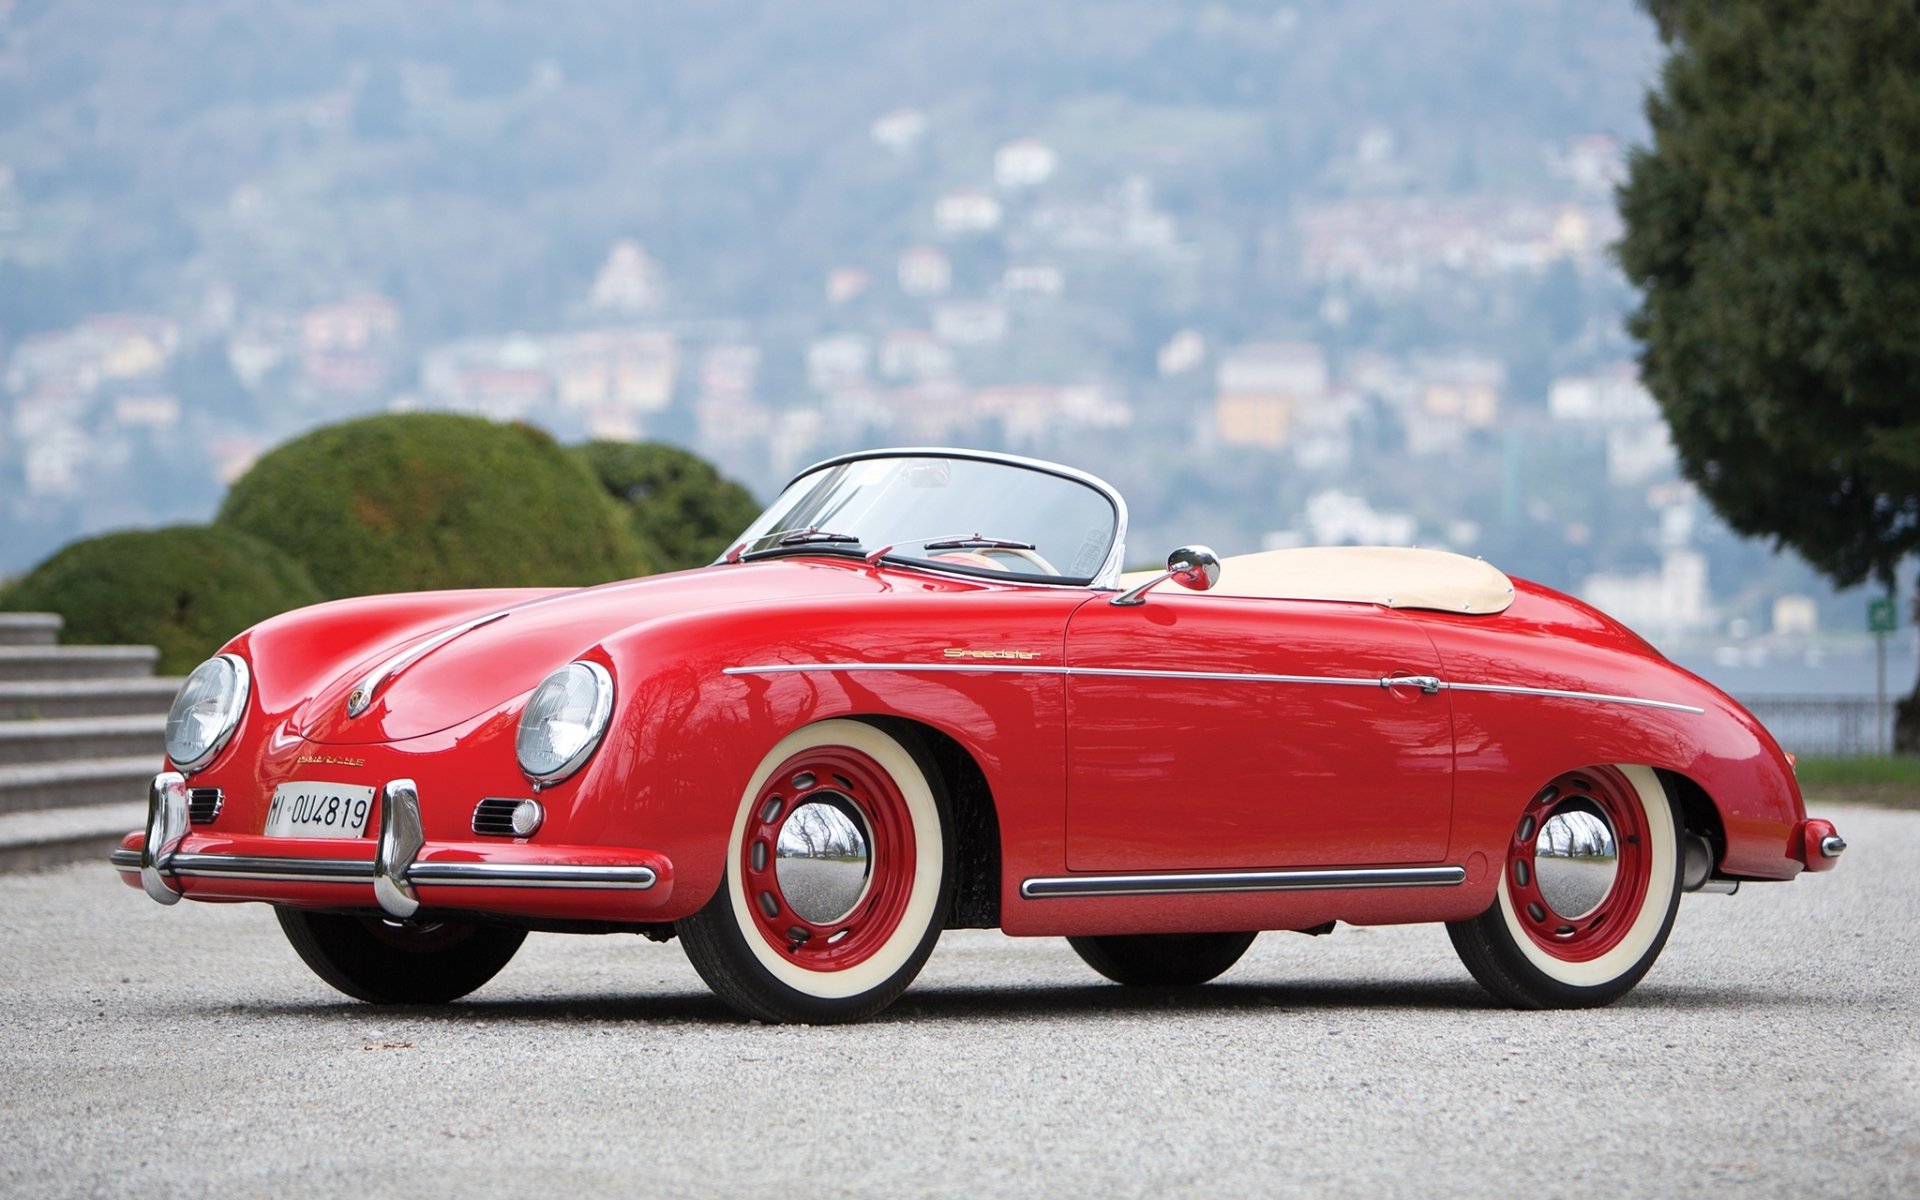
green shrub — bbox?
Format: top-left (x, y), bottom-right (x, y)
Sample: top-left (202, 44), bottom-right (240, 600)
top-left (0, 525), bottom-right (324, 674)
top-left (217, 413), bottom-right (644, 598)
top-left (574, 440), bottom-right (761, 571)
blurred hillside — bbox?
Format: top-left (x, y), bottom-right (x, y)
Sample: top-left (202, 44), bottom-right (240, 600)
top-left (1, 0), bottom-right (1906, 691)
top-left (0, 0), bottom-right (1655, 336)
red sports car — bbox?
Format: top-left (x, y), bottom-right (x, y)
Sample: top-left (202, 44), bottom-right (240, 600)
top-left (117, 448), bottom-right (1844, 1022)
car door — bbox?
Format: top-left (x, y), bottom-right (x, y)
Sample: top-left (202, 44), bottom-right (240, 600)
top-left (1064, 591), bottom-right (1454, 871)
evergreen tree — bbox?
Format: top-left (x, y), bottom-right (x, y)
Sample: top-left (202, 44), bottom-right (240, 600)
top-left (1616, 0), bottom-right (1920, 744)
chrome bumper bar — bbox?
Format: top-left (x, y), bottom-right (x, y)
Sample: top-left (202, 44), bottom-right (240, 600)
top-left (121, 775), bottom-right (658, 915)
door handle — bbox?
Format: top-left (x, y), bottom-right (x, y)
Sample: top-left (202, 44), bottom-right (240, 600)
top-left (1381, 674), bottom-right (1443, 695)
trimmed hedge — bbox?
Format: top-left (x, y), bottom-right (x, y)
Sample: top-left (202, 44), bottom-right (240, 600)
top-left (0, 525), bottom-right (324, 674)
top-left (217, 413), bottom-right (644, 598)
top-left (574, 440), bottom-right (761, 571)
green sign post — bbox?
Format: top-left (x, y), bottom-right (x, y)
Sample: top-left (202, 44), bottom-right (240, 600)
top-left (1870, 596), bottom-right (1898, 755)
top-left (1869, 597), bottom-right (1897, 634)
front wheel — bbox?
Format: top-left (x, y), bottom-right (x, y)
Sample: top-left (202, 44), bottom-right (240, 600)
top-left (1448, 764), bottom-right (1682, 1009)
top-left (1067, 931), bottom-right (1258, 986)
top-left (677, 720), bottom-right (953, 1023)
top-left (275, 908), bottom-right (526, 1004)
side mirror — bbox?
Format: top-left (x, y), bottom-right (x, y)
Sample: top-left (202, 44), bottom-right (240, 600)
top-left (1109, 545), bottom-right (1221, 606)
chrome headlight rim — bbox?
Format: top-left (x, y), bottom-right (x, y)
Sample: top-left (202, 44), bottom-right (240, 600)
top-left (516, 660), bottom-right (615, 786)
top-left (166, 654), bottom-right (251, 774)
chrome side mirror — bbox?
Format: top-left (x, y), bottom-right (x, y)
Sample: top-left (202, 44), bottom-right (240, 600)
top-left (1109, 545), bottom-right (1221, 606)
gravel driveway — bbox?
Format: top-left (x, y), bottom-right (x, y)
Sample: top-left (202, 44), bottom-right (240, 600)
top-left (3, 804), bottom-right (1914, 1199)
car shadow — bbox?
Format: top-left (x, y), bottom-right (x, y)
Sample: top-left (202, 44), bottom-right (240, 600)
top-left (242, 975), bottom-right (1811, 1026)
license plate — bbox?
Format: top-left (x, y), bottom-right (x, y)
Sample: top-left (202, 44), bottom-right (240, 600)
top-left (264, 782), bottom-right (376, 838)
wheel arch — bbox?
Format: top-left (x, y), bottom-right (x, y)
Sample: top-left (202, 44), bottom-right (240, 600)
top-left (1656, 767), bottom-right (1727, 867)
top-left (860, 715), bottom-right (1002, 930)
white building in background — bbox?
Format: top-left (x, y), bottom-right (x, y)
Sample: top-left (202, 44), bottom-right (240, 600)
top-left (877, 331), bottom-right (956, 381)
top-left (999, 261), bottom-right (1064, 298)
top-left (1581, 550), bottom-right (1713, 640)
top-left (588, 239), bottom-right (667, 314)
top-left (806, 334), bottom-right (871, 390)
top-left (824, 267), bottom-right (871, 305)
top-left (1773, 595), bottom-right (1819, 636)
top-left (1607, 423), bottom-right (1676, 485)
top-left (994, 138), bottom-right (1058, 189)
top-left (870, 108), bottom-right (929, 154)
top-left (1301, 489), bottom-right (1418, 547)
top-left (935, 188), bottom-right (1003, 236)
top-left (1158, 330), bottom-right (1206, 378)
top-left (973, 384), bottom-right (1131, 444)
top-left (1548, 371), bottom-right (1659, 422)
top-left (932, 301), bottom-right (1007, 347)
top-left (1548, 133), bottom-right (1627, 195)
top-left (897, 245), bottom-right (952, 297)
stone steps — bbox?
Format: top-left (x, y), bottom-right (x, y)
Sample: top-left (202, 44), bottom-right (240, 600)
top-left (0, 755), bottom-right (163, 817)
top-left (0, 645), bottom-right (161, 682)
top-left (0, 613), bottom-right (171, 870)
top-left (0, 714), bottom-right (167, 766)
top-left (0, 613), bottom-right (62, 646)
top-left (0, 677), bottom-right (183, 720)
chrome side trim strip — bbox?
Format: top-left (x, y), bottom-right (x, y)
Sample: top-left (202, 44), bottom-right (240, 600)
top-left (724, 662), bottom-right (1378, 689)
top-left (112, 850), bottom-right (656, 890)
top-left (726, 662), bottom-right (1067, 677)
top-left (408, 862), bottom-right (658, 889)
top-left (1069, 666), bottom-right (1382, 689)
top-left (1443, 682), bottom-right (1705, 714)
top-left (1020, 865), bottom-right (1467, 899)
top-left (723, 662), bottom-right (1704, 713)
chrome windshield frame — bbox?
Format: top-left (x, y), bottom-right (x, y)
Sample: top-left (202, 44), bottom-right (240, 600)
top-left (726, 447), bottom-right (1131, 589)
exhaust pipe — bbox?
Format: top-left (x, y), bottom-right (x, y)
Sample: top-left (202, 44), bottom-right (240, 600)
top-left (1681, 833), bottom-right (1740, 895)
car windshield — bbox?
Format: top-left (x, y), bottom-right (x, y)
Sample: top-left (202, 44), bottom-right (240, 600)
top-left (727, 452), bottom-right (1125, 585)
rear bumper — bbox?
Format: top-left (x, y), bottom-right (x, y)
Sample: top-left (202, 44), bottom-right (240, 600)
top-left (1793, 817), bottom-right (1846, 873)
top-left (115, 772), bottom-right (674, 922)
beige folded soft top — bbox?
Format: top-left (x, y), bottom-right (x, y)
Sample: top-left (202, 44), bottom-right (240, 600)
top-left (1117, 546), bottom-right (1516, 615)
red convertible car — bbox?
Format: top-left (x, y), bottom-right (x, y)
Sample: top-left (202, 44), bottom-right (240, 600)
top-left (117, 448), bottom-right (1844, 1022)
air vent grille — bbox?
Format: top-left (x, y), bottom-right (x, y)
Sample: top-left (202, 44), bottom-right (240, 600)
top-left (472, 797), bottom-right (539, 837)
top-left (188, 788), bottom-right (223, 825)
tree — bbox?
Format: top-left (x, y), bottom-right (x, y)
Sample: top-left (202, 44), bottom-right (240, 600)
top-left (0, 526), bottom-right (323, 674)
top-left (573, 441), bottom-right (762, 572)
top-left (1616, 0), bottom-right (1920, 746)
top-left (218, 414), bottom-right (644, 598)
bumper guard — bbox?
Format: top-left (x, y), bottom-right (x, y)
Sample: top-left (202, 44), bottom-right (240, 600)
top-left (116, 773), bottom-right (665, 917)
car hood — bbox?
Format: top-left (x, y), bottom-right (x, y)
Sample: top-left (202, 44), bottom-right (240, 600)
top-left (292, 560), bottom-right (904, 745)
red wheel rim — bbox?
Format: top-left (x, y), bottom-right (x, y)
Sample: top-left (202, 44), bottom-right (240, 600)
top-left (739, 746), bottom-right (916, 972)
top-left (1504, 768), bottom-right (1652, 962)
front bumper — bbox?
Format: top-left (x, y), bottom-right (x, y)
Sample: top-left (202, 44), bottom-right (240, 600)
top-left (116, 772), bottom-right (674, 922)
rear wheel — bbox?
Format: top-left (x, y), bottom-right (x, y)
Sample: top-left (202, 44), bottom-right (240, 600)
top-left (678, 720), bottom-right (953, 1023)
top-left (1068, 931), bottom-right (1258, 986)
top-left (1448, 764), bottom-right (1682, 1008)
top-left (275, 908), bottom-right (526, 1004)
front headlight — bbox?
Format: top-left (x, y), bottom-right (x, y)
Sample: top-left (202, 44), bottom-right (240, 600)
top-left (166, 655), bottom-right (251, 773)
top-left (515, 661), bottom-right (614, 785)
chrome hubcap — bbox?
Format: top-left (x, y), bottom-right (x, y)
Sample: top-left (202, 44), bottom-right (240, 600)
top-left (773, 799), bottom-right (872, 925)
top-left (1533, 804), bottom-right (1619, 920)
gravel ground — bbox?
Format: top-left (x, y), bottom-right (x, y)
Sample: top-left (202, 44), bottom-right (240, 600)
top-left (2, 804), bottom-right (1914, 1199)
